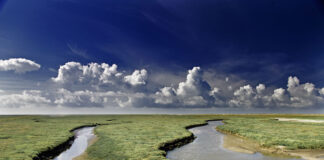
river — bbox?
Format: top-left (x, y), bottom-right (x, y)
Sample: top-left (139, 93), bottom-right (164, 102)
top-left (54, 127), bottom-right (96, 160)
top-left (167, 121), bottom-right (301, 160)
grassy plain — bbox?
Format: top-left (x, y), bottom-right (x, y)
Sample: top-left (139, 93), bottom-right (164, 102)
top-left (0, 115), bottom-right (111, 160)
top-left (0, 115), bottom-right (221, 160)
top-left (1, 114), bottom-right (324, 160)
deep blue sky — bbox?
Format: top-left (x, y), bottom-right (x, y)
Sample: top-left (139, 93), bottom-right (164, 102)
top-left (1, 0), bottom-right (324, 87)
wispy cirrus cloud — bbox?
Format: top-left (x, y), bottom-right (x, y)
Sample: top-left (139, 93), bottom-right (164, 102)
top-left (67, 43), bottom-right (90, 59)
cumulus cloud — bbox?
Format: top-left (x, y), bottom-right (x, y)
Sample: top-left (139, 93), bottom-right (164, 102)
top-left (285, 76), bottom-right (323, 107)
top-left (0, 58), bottom-right (41, 73)
top-left (272, 88), bottom-right (286, 101)
top-left (256, 84), bottom-right (265, 94)
top-left (52, 62), bottom-right (84, 83)
top-left (52, 62), bottom-right (123, 85)
top-left (154, 87), bottom-right (177, 104)
top-left (270, 88), bottom-right (289, 107)
top-left (176, 67), bottom-right (207, 96)
top-left (45, 61), bottom-right (150, 108)
top-left (319, 88), bottom-right (324, 95)
top-left (287, 76), bottom-right (299, 89)
top-left (155, 67), bottom-right (212, 107)
top-left (0, 90), bottom-right (51, 108)
top-left (229, 76), bottom-right (324, 108)
top-left (52, 62), bottom-right (148, 89)
top-left (2, 60), bottom-right (324, 109)
top-left (153, 67), bottom-right (324, 108)
top-left (53, 88), bottom-right (147, 107)
top-left (124, 69), bottom-right (148, 86)
top-left (209, 87), bottom-right (226, 106)
top-left (52, 62), bottom-right (128, 92)
top-left (229, 85), bottom-right (255, 107)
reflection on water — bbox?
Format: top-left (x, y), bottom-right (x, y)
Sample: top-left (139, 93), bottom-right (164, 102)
top-left (167, 121), bottom-right (301, 160)
top-left (54, 127), bottom-right (95, 160)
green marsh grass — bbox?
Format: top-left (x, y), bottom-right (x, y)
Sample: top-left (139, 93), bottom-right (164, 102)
top-left (1, 114), bottom-right (324, 160)
top-left (217, 116), bottom-right (324, 150)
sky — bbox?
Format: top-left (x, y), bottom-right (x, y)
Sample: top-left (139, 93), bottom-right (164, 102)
top-left (0, 0), bottom-right (324, 114)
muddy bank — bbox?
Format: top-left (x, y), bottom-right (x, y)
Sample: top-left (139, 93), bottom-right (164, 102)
top-left (221, 133), bottom-right (299, 158)
top-left (167, 121), bottom-right (298, 160)
top-left (219, 128), bottom-right (324, 160)
top-left (276, 118), bottom-right (324, 123)
top-left (33, 124), bottom-right (100, 160)
top-left (159, 119), bottom-right (223, 156)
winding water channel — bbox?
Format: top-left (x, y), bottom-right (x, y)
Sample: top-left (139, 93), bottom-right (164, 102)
top-left (54, 127), bottom-right (96, 160)
top-left (167, 121), bottom-right (301, 160)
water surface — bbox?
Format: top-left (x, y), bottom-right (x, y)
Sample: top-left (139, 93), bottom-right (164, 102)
top-left (167, 121), bottom-right (301, 160)
top-left (54, 127), bottom-right (96, 160)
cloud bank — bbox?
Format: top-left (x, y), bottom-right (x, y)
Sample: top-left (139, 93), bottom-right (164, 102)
top-left (1, 60), bottom-right (324, 109)
top-left (0, 58), bottom-right (41, 73)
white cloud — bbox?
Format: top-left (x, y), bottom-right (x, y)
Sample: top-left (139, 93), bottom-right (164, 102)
top-left (154, 87), bottom-right (176, 104)
top-left (287, 76), bottom-right (300, 89)
top-left (0, 90), bottom-right (51, 108)
top-left (256, 84), bottom-right (265, 94)
top-left (319, 88), bottom-right (324, 95)
top-left (222, 76), bottom-right (324, 108)
top-left (183, 96), bottom-right (207, 106)
top-left (285, 76), bottom-right (323, 107)
top-left (100, 63), bottom-right (123, 84)
top-left (53, 88), bottom-right (147, 108)
top-left (229, 85), bottom-right (256, 107)
top-left (52, 62), bottom-right (84, 83)
top-left (52, 62), bottom-right (149, 90)
top-left (51, 62), bottom-right (126, 90)
top-left (209, 87), bottom-right (226, 106)
top-left (155, 67), bottom-right (212, 107)
top-left (124, 69), bottom-right (148, 86)
top-left (272, 88), bottom-right (286, 101)
top-left (209, 87), bottom-right (220, 95)
top-left (0, 58), bottom-right (41, 73)
top-left (152, 67), bottom-right (324, 108)
top-left (233, 85), bottom-right (254, 97)
top-left (2, 60), bottom-right (324, 109)
top-left (48, 62), bottom-right (150, 107)
top-left (177, 67), bottom-right (204, 97)
top-left (227, 76), bottom-right (324, 108)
